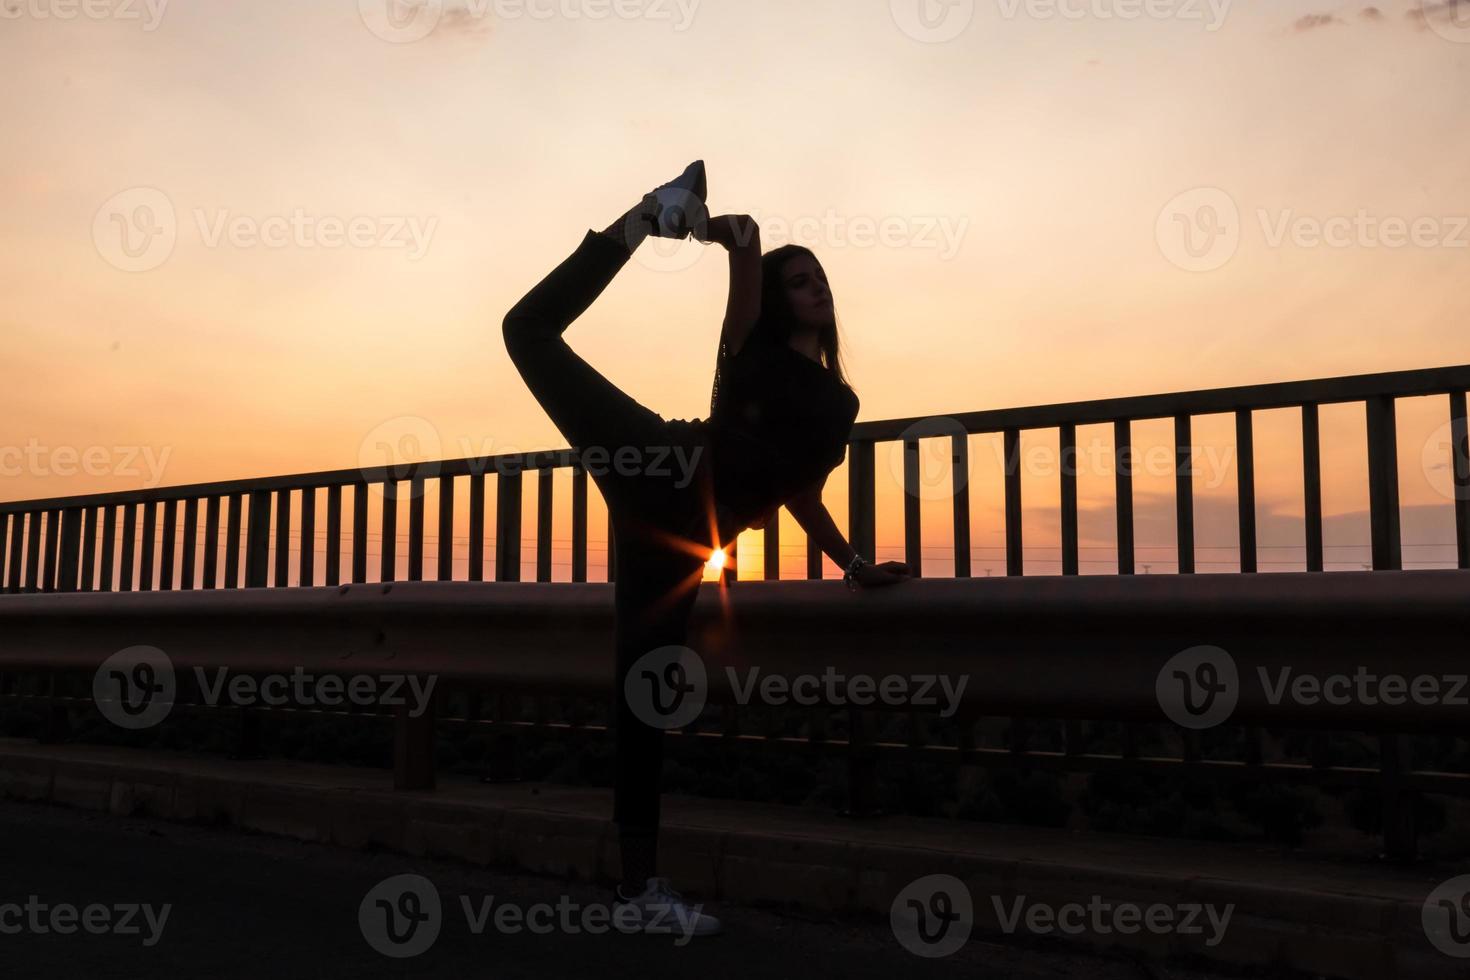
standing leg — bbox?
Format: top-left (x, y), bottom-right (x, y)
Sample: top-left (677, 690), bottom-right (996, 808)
top-left (610, 517), bottom-right (706, 894)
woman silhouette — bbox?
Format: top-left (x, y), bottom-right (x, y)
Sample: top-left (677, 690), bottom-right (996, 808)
top-left (501, 161), bottom-right (910, 936)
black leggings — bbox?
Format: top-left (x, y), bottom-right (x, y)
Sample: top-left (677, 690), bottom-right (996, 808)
top-left (501, 228), bottom-right (714, 847)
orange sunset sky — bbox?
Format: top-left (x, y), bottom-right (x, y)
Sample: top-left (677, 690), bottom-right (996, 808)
top-left (3, 0), bottom-right (1468, 582)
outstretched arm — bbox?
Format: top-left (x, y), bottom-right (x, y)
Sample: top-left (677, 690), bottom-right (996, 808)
top-left (786, 476), bottom-right (911, 587)
top-left (698, 214), bottom-right (761, 357)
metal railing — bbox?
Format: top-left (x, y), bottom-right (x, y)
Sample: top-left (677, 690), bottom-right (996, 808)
top-left (2, 362), bottom-right (1467, 592)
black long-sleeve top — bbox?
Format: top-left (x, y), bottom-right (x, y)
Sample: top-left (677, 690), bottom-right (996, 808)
top-left (699, 328), bottom-right (860, 534)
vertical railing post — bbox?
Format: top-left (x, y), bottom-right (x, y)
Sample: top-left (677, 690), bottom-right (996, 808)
top-left (1302, 404), bottom-right (1324, 572)
top-left (536, 467), bottom-right (553, 582)
top-left (1449, 391), bottom-right (1468, 570)
top-left (470, 472), bottom-right (487, 583)
top-left (1236, 409), bottom-right (1257, 573)
top-left (381, 479), bottom-right (398, 582)
top-left (569, 465), bottom-right (586, 583)
top-left (1004, 429), bottom-right (1023, 576)
top-left (181, 498), bottom-right (198, 590)
top-left (6, 512), bottom-right (24, 593)
top-left (119, 505), bottom-right (137, 592)
top-left (1059, 424), bottom-right (1077, 576)
top-left (903, 435), bottom-right (921, 577)
top-left (496, 459), bottom-right (523, 582)
top-left (202, 496), bottom-right (220, 590)
top-left (1174, 415), bottom-right (1194, 574)
top-left (80, 506), bottom-right (98, 592)
top-left (299, 487), bottom-right (315, 587)
top-left (224, 493), bottom-right (242, 588)
top-left (273, 488), bottom-right (291, 587)
top-left (56, 507), bottom-right (83, 594)
top-left (325, 485), bottom-right (341, 586)
top-left (764, 511), bottom-right (780, 581)
top-left (159, 499), bottom-right (177, 590)
top-left (244, 490), bottom-right (271, 589)
top-left (351, 482), bottom-right (368, 583)
top-left (848, 438), bottom-right (876, 565)
top-left (99, 505), bottom-right (117, 592)
top-left (438, 474), bottom-right (455, 582)
top-left (408, 476), bottom-right (425, 582)
top-left (1114, 421), bottom-right (1133, 575)
top-left (1365, 395), bottom-right (1402, 570)
top-left (41, 508), bottom-right (60, 592)
top-left (139, 501), bottom-right (156, 591)
top-left (24, 511), bottom-right (42, 593)
top-left (952, 432), bottom-right (972, 578)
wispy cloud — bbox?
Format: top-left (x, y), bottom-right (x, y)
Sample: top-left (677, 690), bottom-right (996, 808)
top-left (1294, 12), bottom-right (1343, 30)
top-left (1289, 2), bottom-right (1468, 33)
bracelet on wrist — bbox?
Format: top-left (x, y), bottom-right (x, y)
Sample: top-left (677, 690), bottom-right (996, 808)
top-left (842, 554), bottom-right (869, 591)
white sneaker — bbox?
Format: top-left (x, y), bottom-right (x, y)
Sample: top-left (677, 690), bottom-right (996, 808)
top-left (613, 876), bottom-right (723, 937)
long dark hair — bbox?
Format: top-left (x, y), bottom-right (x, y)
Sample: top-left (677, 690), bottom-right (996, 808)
top-left (709, 244), bottom-right (851, 415)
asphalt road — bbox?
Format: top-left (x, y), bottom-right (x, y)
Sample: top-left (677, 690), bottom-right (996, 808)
top-left (0, 798), bottom-right (1253, 980)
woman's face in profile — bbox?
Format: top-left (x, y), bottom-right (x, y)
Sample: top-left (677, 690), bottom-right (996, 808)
top-left (779, 253), bottom-right (834, 331)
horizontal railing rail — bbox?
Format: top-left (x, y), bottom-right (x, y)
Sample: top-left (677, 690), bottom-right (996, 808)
top-left (1, 362), bottom-right (1467, 593)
